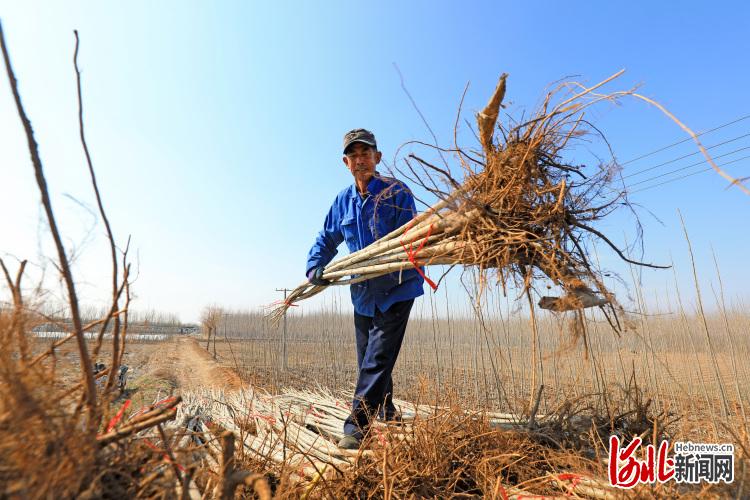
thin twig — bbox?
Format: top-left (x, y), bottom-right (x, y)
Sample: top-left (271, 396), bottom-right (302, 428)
top-left (0, 20), bottom-right (97, 422)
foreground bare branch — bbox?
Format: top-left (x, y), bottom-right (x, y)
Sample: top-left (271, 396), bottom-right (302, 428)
top-left (0, 19), bottom-right (97, 421)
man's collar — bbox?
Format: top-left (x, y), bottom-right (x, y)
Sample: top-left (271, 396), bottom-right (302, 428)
top-left (364, 172), bottom-right (388, 196)
top-left (350, 172), bottom-right (385, 198)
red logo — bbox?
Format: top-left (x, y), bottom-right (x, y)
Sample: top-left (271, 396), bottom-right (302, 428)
top-left (608, 435), bottom-right (675, 488)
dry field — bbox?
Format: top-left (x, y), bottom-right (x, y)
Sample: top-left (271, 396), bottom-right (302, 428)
top-left (29, 334), bottom-right (242, 408)
top-left (13, 299), bottom-right (749, 498)
top-left (220, 298), bottom-right (750, 426)
top-left (189, 289), bottom-right (750, 497)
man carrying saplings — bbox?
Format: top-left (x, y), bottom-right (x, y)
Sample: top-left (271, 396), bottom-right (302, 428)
top-left (305, 129), bottom-right (424, 449)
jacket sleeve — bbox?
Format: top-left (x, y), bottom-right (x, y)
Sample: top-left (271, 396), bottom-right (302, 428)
top-left (306, 199), bottom-right (345, 275)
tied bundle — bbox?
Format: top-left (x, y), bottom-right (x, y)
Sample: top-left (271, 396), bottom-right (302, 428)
top-left (271, 71), bottom-right (669, 325)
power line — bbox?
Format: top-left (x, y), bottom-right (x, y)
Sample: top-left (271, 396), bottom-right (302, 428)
top-left (578, 114), bottom-right (750, 196)
top-left (620, 113), bottom-right (750, 166)
top-left (627, 147), bottom-right (750, 188)
top-left (622, 132), bottom-right (750, 180)
top-left (630, 156), bottom-right (749, 194)
top-left (631, 166), bottom-right (739, 194)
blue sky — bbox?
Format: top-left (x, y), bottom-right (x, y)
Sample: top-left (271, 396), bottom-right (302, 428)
top-left (1, 1), bottom-right (748, 322)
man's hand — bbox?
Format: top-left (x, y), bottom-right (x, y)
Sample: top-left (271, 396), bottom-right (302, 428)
top-left (307, 266), bottom-right (330, 286)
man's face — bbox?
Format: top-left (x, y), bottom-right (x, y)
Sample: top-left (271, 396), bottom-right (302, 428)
top-left (343, 142), bottom-right (381, 185)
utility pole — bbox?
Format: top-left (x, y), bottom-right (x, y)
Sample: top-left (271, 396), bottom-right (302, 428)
top-left (275, 288), bottom-right (292, 371)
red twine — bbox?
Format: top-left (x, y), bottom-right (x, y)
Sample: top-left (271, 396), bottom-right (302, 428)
top-left (270, 299), bottom-right (298, 308)
top-left (372, 427), bottom-right (386, 446)
top-left (128, 396), bottom-right (178, 421)
top-left (400, 220), bottom-right (438, 290)
top-left (106, 399), bottom-right (131, 432)
top-left (497, 484), bottom-right (510, 500)
top-left (306, 405), bottom-right (324, 418)
top-left (556, 473), bottom-right (585, 496)
top-left (249, 412), bottom-right (276, 425)
top-left (144, 438), bottom-right (186, 472)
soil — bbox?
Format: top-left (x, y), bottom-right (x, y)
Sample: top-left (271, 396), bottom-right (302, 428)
top-left (148, 336), bottom-right (244, 391)
top-left (31, 335), bottom-right (245, 414)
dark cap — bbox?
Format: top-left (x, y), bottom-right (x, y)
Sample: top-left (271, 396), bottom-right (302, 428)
top-left (343, 128), bottom-right (377, 154)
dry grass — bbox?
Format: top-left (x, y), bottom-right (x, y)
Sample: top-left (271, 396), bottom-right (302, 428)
top-left (216, 278), bottom-right (750, 496)
top-left (173, 379), bottom-right (746, 498)
top-left (230, 299), bottom-right (749, 419)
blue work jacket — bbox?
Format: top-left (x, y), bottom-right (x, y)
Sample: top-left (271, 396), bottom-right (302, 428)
top-left (306, 174), bottom-right (424, 317)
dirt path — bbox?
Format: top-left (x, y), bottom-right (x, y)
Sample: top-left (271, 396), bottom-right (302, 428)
top-left (144, 336), bottom-right (243, 392)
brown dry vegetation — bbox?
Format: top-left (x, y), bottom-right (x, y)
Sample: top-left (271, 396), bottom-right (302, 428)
top-left (204, 299), bottom-right (749, 498)
top-left (2, 21), bottom-right (749, 499)
top-left (229, 295), bottom-right (750, 428)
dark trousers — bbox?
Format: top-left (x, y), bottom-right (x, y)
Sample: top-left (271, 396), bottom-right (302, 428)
top-left (343, 299), bottom-right (414, 439)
